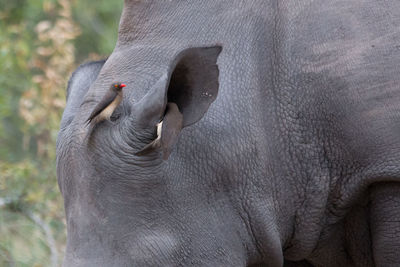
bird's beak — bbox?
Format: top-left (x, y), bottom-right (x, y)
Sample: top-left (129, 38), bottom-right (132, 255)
top-left (120, 83), bottom-right (126, 88)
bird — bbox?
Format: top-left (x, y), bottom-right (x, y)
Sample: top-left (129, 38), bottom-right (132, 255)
top-left (136, 102), bottom-right (183, 160)
top-left (86, 82), bottom-right (126, 124)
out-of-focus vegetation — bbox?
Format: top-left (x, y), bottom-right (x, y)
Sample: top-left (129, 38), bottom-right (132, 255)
top-left (0, 0), bottom-right (123, 265)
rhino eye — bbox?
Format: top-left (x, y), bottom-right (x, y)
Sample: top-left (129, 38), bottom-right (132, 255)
top-left (110, 111), bottom-right (121, 122)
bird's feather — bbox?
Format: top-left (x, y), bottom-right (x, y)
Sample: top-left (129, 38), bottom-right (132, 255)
top-left (86, 90), bottom-right (118, 123)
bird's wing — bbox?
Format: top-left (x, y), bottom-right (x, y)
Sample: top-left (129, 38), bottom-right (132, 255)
top-left (86, 90), bottom-right (117, 123)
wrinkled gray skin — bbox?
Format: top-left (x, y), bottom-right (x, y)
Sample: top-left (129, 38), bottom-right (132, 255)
top-left (57, 1), bottom-right (400, 266)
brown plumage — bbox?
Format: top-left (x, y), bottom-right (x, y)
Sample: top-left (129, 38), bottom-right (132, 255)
top-left (86, 83), bottom-right (126, 124)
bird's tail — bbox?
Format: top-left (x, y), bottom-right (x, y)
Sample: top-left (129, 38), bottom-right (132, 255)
top-left (81, 120), bottom-right (96, 144)
top-left (85, 117), bottom-right (92, 126)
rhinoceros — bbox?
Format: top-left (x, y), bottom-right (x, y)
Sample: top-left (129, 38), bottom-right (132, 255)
top-left (57, 0), bottom-right (400, 266)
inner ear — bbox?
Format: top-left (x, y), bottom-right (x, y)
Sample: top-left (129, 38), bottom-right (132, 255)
top-left (167, 46), bottom-right (222, 127)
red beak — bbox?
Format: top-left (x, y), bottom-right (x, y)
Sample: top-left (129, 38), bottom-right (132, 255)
top-left (120, 83), bottom-right (126, 88)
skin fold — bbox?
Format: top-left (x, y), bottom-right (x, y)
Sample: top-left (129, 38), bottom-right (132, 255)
top-left (57, 1), bottom-right (400, 266)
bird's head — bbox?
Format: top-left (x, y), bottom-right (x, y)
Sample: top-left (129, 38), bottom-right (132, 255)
top-left (112, 82), bottom-right (126, 92)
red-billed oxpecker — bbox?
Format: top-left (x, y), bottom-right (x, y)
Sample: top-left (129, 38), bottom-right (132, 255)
top-left (86, 83), bottom-right (126, 124)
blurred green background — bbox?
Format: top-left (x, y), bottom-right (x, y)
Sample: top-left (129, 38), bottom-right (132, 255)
top-left (0, 0), bottom-right (123, 265)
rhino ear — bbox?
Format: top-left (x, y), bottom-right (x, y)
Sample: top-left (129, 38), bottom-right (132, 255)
top-left (136, 46), bottom-right (222, 128)
top-left (135, 46), bottom-right (222, 159)
top-left (61, 60), bottom-right (105, 129)
top-left (167, 46), bottom-right (222, 127)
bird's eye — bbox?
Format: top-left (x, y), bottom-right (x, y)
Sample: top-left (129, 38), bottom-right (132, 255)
top-left (114, 84), bottom-right (118, 88)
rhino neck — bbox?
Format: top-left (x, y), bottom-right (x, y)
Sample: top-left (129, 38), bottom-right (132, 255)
top-left (62, 161), bottom-right (264, 265)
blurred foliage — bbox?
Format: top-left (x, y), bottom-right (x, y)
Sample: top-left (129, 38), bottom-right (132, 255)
top-left (0, 0), bottom-right (123, 265)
